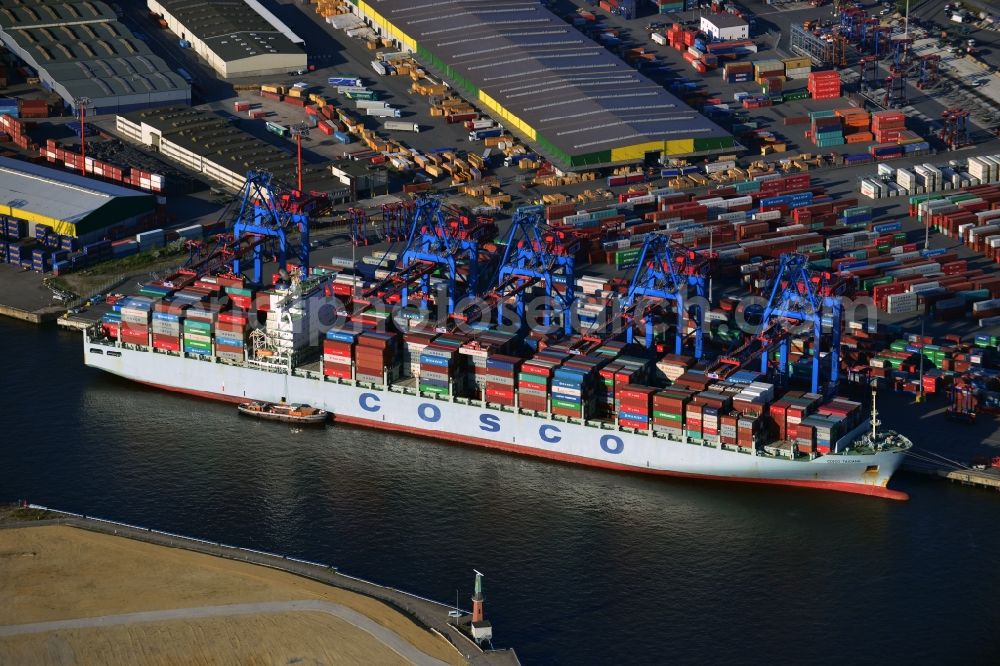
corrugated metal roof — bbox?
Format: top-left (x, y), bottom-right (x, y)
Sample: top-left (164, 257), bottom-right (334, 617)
top-left (122, 106), bottom-right (342, 193)
top-left (0, 156), bottom-right (150, 224)
top-left (157, 0), bottom-right (304, 62)
top-left (0, 0), bottom-right (188, 102)
top-left (0, 0), bottom-right (115, 30)
top-left (368, 0), bottom-right (732, 159)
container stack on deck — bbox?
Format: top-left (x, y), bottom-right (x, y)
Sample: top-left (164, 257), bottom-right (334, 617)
top-left (485, 355), bottom-right (520, 406)
top-left (323, 330), bottom-right (357, 380)
top-left (151, 304), bottom-right (183, 353)
top-left (215, 310), bottom-right (249, 361)
top-left (420, 343), bottom-right (456, 396)
top-left (355, 331), bottom-right (396, 384)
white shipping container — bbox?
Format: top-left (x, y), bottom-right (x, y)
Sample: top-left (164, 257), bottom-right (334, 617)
top-left (717, 211), bottom-right (747, 222)
top-left (973, 299), bottom-right (1000, 312)
top-left (968, 156), bottom-right (989, 181)
top-left (859, 178), bottom-right (881, 199)
top-left (366, 107), bottom-right (401, 118)
top-left (176, 224), bottom-right (202, 240)
top-left (984, 155), bottom-right (1000, 182)
top-left (886, 293), bottom-right (917, 314)
top-left (705, 160), bottom-right (736, 174)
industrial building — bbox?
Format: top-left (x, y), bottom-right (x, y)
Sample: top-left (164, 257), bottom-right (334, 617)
top-left (0, 156), bottom-right (156, 242)
top-left (115, 105), bottom-right (356, 199)
top-left (0, 0), bottom-right (190, 114)
top-left (699, 14), bottom-right (749, 42)
top-left (346, 1), bottom-right (735, 169)
top-left (147, 0), bottom-right (307, 79)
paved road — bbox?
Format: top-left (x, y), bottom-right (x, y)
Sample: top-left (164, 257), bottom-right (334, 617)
top-left (0, 599), bottom-right (452, 666)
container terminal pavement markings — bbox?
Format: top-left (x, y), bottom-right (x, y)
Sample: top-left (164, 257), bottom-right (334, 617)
top-left (0, 600), bottom-right (452, 666)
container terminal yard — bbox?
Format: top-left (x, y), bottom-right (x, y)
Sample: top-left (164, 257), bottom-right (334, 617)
top-left (3, 0), bottom-right (1000, 658)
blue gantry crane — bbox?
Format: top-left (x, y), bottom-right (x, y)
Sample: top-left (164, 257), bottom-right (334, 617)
top-left (354, 198), bottom-right (496, 318)
top-left (755, 254), bottom-right (847, 394)
top-left (486, 205), bottom-right (578, 335)
top-left (397, 197), bottom-right (494, 315)
top-left (621, 232), bottom-right (711, 357)
top-left (225, 170), bottom-right (310, 283)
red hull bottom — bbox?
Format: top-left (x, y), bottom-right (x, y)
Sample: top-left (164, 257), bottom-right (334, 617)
top-left (137, 380), bottom-right (910, 501)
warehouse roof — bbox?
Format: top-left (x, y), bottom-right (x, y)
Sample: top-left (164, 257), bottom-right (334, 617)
top-left (0, 0), bottom-right (188, 102)
top-left (0, 156), bottom-right (150, 224)
top-left (701, 14), bottom-right (749, 29)
top-left (6, 21), bottom-right (143, 64)
top-left (0, 0), bottom-right (115, 30)
top-left (122, 106), bottom-right (341, 193)
top-left (0, 25), bottom-right (188, 98)
top-left (156, 0), bottom-right (304, 62)
top-left (361, 1), bottom-right (734, 166)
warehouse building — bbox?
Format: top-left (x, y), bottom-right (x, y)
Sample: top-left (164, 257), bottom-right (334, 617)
top-left (0, 0), bottom-right (190, 114)
top-left (0, 156), bottom-right (156, 243)
top-left (116, 106), bottom-right (353, 199)
top-left (699, 14), bottom-right (749, 42)
top-left (346, 1), bottom-right (735, 169)
top-left (147, 0), bottom-right (307, 79)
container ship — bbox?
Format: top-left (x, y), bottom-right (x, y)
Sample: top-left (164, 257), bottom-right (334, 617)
top-left (83, 268), bottom-right (912, 500)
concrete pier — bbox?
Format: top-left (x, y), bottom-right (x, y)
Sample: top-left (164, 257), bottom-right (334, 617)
top-left (0, 303), bottom-right (62, 324)
top-left (904, 464), bottom-right (1000, 491)
top-left (0, 265), bottom-right (66, 324)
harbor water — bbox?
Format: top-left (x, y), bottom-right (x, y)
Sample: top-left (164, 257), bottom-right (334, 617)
top-left (2, 320), bottom-right (998, 664)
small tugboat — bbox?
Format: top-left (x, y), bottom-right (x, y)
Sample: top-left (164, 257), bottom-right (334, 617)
top-left (237, 401), bottom-right (329, 425)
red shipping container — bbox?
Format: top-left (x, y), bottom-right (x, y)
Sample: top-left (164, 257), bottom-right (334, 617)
top-left (324, 364), bottom-right (353, 379)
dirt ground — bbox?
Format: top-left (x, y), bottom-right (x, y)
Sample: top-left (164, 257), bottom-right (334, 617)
top-left (0, 525), bottom-right (465, 666)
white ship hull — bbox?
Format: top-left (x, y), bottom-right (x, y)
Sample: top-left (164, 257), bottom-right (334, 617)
top-left (83, 336), bottom-right (910, 499)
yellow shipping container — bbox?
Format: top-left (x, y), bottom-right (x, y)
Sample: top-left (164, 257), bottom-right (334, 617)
top-left (781, 57), bottom-right (811, 70)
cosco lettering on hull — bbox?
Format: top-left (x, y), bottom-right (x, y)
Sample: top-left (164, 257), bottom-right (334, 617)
top-left (356, 393), bottom-right (624, 455)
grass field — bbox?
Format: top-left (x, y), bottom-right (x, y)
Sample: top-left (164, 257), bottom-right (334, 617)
top-left (0, 525), bottom-right (465, 666)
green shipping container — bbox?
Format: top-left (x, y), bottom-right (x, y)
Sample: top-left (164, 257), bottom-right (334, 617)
top-left (519, 372), bottom-right (549, 385)
top-left (551, 398), bottom-right (582, 410)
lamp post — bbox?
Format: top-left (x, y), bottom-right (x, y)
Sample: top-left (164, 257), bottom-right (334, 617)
top-left (924, 207), bottom-right (930, 251)
top-left (289, 123), bottom-right (310, 194)
top-left (708, 226), bottom-right (714, 302)
top-left (916, 312), bottom-right (926, 403)
top-left (74, 97), bottom-right (91, 176)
